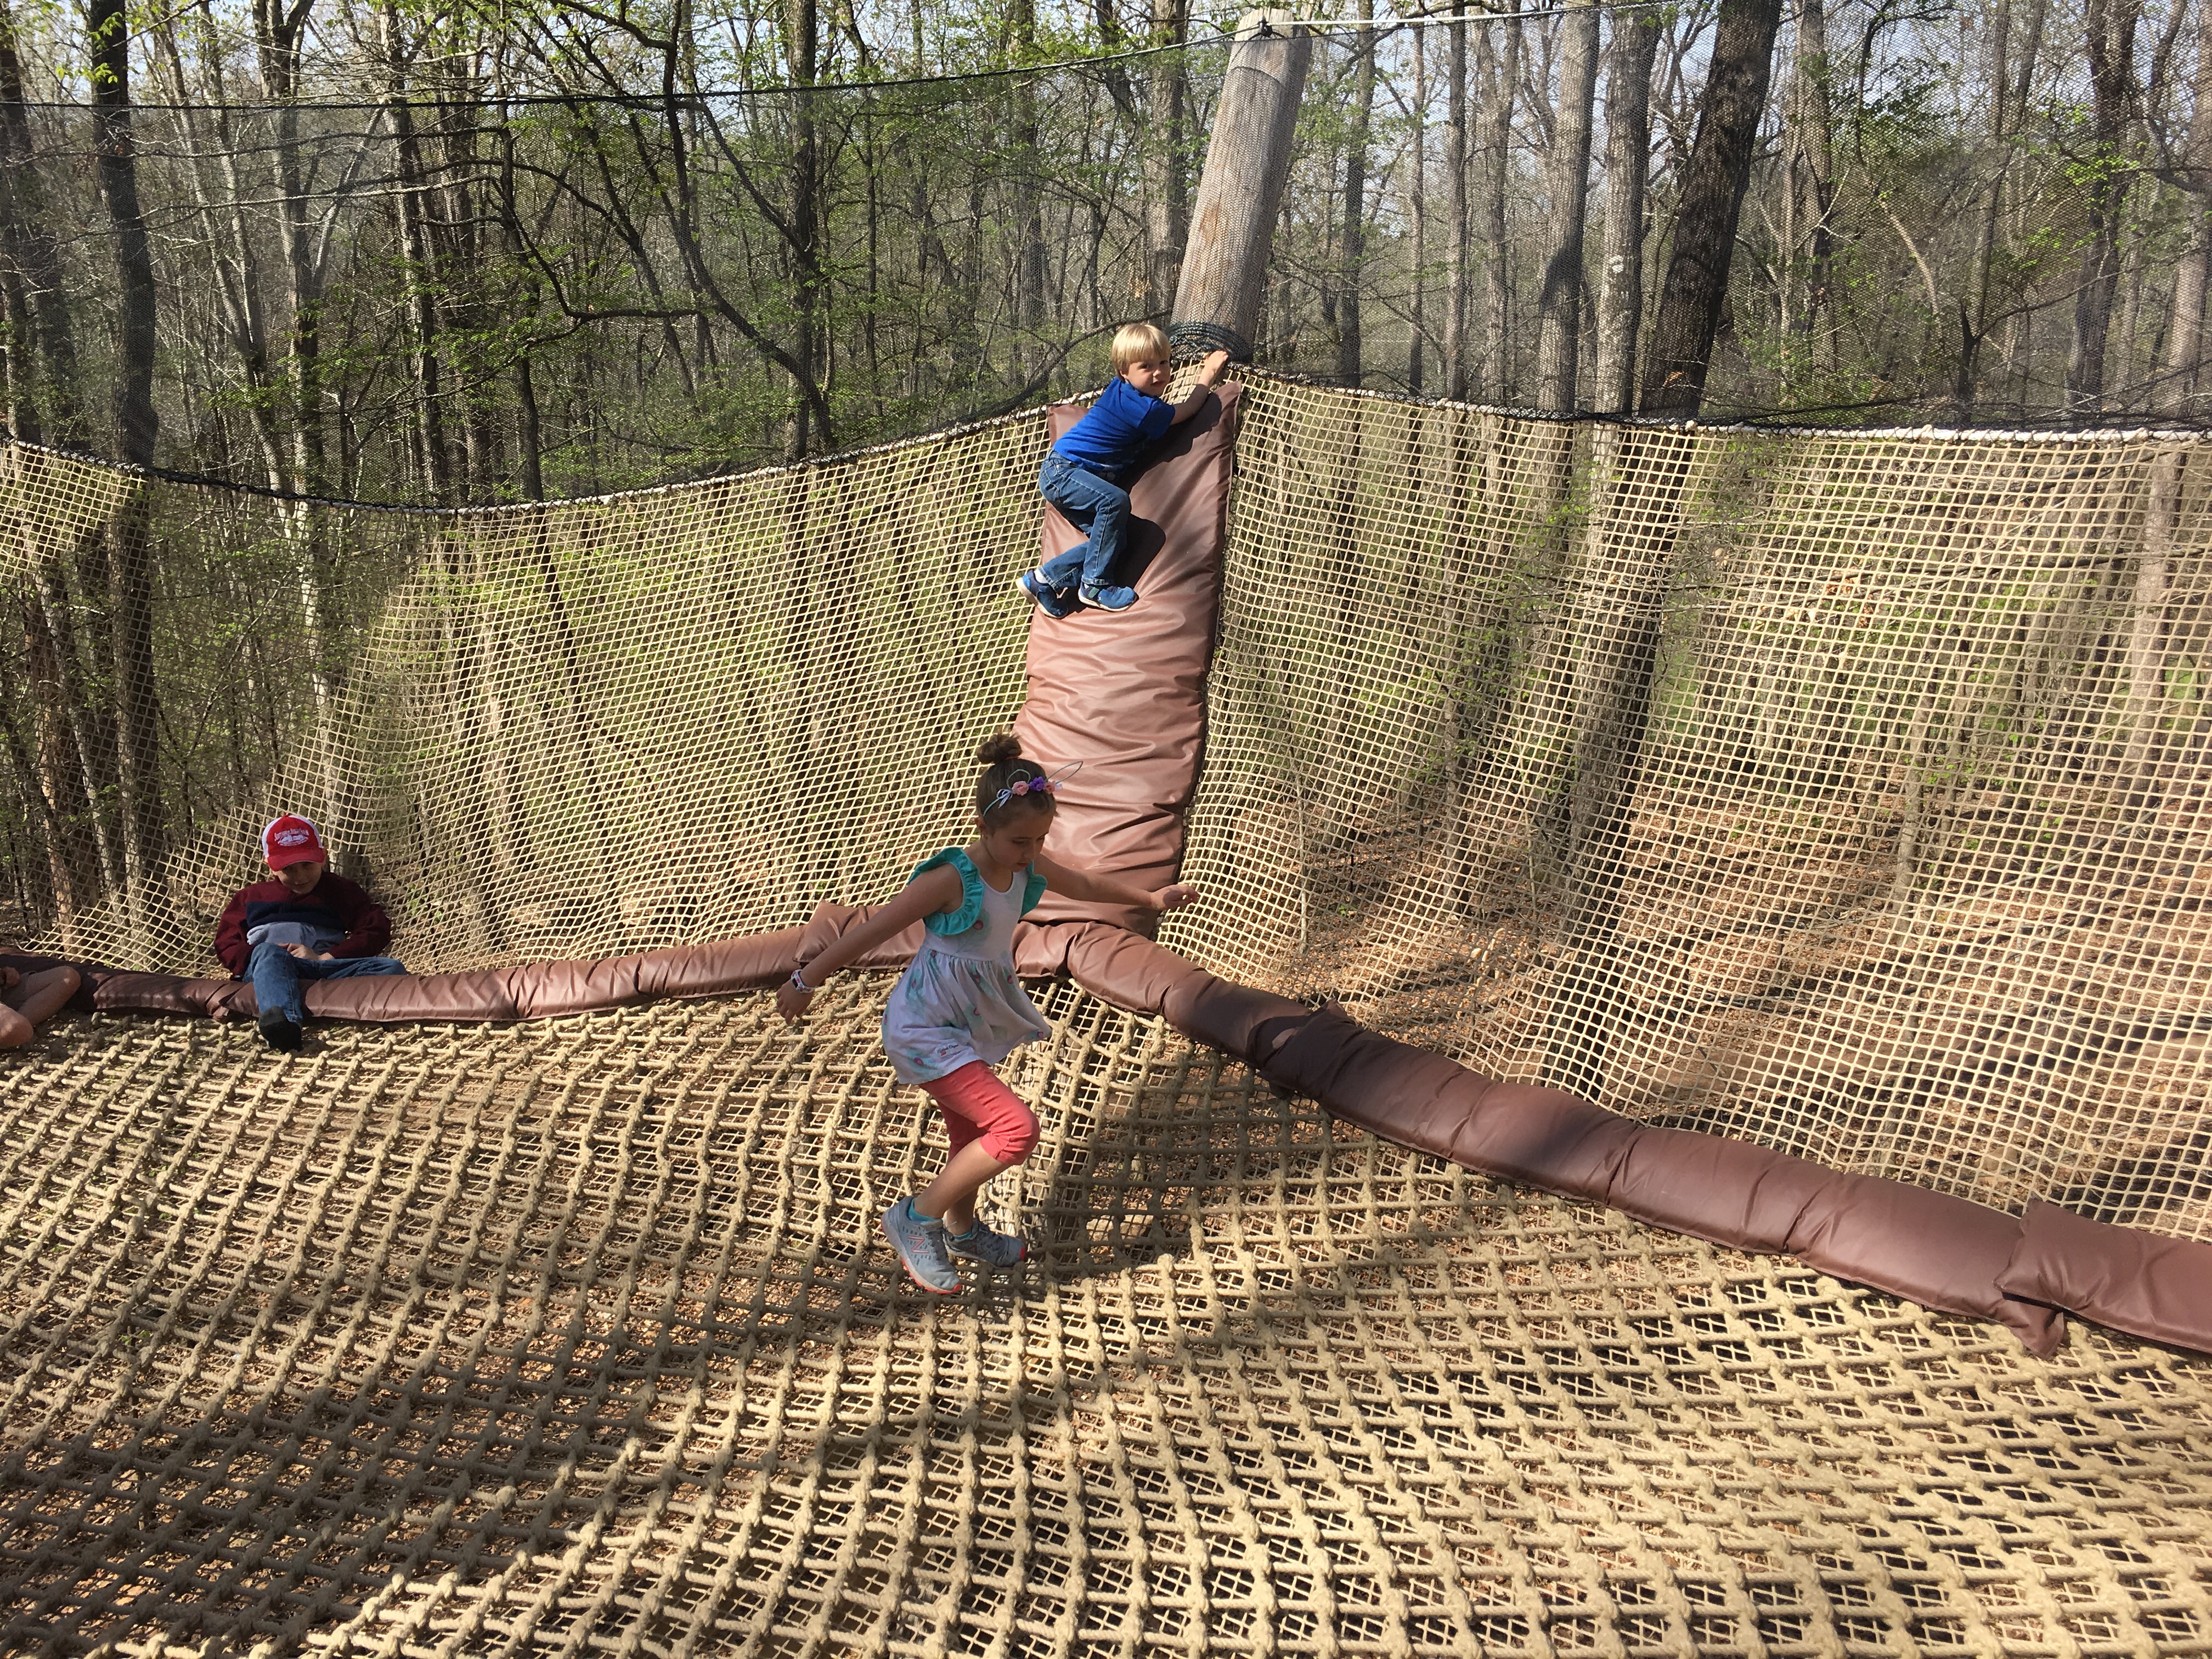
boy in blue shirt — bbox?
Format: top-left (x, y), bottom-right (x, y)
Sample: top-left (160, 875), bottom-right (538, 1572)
top-left (1018, 323), bottom-right (1231, 616)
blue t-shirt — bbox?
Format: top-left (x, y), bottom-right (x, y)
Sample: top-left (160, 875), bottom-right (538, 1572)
top-left (1052, 375), bottom-right (1174, 473)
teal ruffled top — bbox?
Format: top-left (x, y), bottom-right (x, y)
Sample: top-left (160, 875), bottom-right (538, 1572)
top-left (913, 847), bottom-right (1047, 935)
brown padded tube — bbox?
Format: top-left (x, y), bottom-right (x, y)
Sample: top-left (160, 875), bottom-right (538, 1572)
top-left (78, 927), bottom-right (807, 1024)
top-left (70, 914), bottom-right (2212, 1357)
top-left (49, 906), bottom-right (2212, 1358)
top-left (1999, 1200), bottom-right (2212, 1353)
top-left (1259, 1007), bottom-right (2065, 1356)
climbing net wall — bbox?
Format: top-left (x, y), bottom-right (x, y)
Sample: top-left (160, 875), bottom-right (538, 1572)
top-left (4, 985), bottom-right (2210, 1658)
top-left (1165, 381), bottom-right (2212, 1242)
top-left (8, 376), bottom-right (2212, 1240)
top-left (2, 417), bottom-right (1044, 977)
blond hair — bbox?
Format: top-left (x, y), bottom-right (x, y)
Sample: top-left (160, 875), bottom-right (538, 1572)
top-left (1111, 321), bottom-right (1171, 374)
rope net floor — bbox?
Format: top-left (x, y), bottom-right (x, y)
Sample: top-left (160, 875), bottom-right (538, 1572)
top-left (4, 984), bottom-right (2210, 1658)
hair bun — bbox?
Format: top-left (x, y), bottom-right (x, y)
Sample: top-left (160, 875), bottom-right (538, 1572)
top-left (975, 732), bottom-right (1024, 767)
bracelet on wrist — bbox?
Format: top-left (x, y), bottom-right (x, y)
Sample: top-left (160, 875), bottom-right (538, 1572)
top-left (789, 968), bottom-right (816, 994)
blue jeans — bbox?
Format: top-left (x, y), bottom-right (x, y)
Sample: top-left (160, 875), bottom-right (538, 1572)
top-left (1037, 454), bottom-right (1131, 594)
top-left (248, 940), bottom-right (406, 1025)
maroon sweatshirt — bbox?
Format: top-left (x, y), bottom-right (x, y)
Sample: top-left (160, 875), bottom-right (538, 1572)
top-left (214, 872), bottom-right (393, 975)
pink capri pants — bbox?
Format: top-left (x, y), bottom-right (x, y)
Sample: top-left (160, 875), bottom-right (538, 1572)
top-left (921, 1062), bottom-right (1040, 1165)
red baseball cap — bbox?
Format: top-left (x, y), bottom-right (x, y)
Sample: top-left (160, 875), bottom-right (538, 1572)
top-left (261, 814), bottom-right (327, 870)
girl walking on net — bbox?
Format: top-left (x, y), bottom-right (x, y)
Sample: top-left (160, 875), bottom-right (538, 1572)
top-left (777, 734), bottom-right (1197, 1292)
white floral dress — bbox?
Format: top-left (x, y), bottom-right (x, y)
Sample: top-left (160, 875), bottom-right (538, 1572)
top-left (880, 849), bottom-right (1052, 1085)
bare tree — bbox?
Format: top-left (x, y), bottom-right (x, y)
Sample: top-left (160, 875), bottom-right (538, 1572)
top-left (1146, 0), bottom-right (1189, 315)
top-left (1476, 0), bottom-right (1522, 399)
top-left (1593, 5), bottom-right (1658, 412)
top-left (1011, 0), bottom-right (1046, 375)
top-left (2160, 0), bottom-right (2212, 410)
top-left (1338, 0), bottom-right (1375, 383)
top-left (1444, 0), bottom-right (1470, 398)
top-left (89, 0), bottom-right (166, 927)
top-left (383, 5), bottom-right (453, 499)
top-left (1785, 0), bottom-right (1836, 377)
top-left (0, 0), bottom-right (81, 446)
top-left (1641, 0), bottom-right (1784, 415)
top-left (1408, 25), bottom-right (1429, 392)
top-left (2067, 0), bottom-right (2143, 415)
top-left (1534, 0), bottom-right (1600, 410)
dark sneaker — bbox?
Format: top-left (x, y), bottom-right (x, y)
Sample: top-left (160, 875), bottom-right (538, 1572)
top-left (1079, 583), bottom-right (1138, 612)
top-left (946, 1221), bottom-right (1028, 1268)
top-left (1016, 570), bottom-right (1077, 620)
top-left (882, 1198), bottom-right (960, 1294)
top-left (257, 1013), bottom-right (303, 1053)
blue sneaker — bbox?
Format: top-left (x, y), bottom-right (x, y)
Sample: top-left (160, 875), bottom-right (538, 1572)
top-left (882, 1198), bottom-right (960, 1294)
top-left (1080, 583), bottom-right (1138, 612)
top-left (946, 1220), bottom-right (1028, 1268)
top-left (1017, 570), bottom-right (1078, 620)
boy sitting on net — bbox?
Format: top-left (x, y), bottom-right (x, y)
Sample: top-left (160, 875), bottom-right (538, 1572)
top-left (213, 815), bottom-right (406, 1052)
top-left (1017, 323), bottom-right (1230, 617)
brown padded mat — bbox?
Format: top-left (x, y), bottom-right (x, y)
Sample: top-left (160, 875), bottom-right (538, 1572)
top-left (1018, 384), bottom-right (1241, 935)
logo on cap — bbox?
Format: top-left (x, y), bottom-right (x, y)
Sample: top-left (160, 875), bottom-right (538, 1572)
top-left (261, 814), bottom-right (326, 870)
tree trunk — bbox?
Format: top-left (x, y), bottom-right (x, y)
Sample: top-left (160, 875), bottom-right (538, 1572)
top-left (1337, 0), bottom-right (1374, 384)
top-left (1444, 1), bottom-right (1469, 398)
top-left (1145, 0), bottom-right (1189, 315)
top-left (0, 0), bottom-right (37, 441)
top-left (385, 10), bottom-right (452, 501)
top-left (1477, 0), bottom-right (1522, 399)
top-left (1535, 0), bottom-right (1601, 411)
top-left (90, 0), bottom-right (165, 938)
top-left (1010, 0), bottom-right (1045, 377)
top-left (1963, 0), bottom-right (2012, 413)
top-left (1171, 20), bottom-right (1311, 358)
top-left (2160, 0), bottom-right (2212, 413)
top-left (786, 0), bottom-right (822, 456)
top-left (19, 588), bottom-right (98, 938)
top-left (2066, 0), bottom-right (2141, 416)
top-left (257, 0), bottom-right (326, 494)
top-left (0, 0), bottom-right (83, 448)
top-left (1409, 27), bottom-right (1428, 393)
top-left (1788, 0), bottom-right (1836, 377)
top-left (1593, 6), bottom-right (1658, 413)
top-left (435, 91), bottom-right (500, 502)
top-left (1639, 0), bottom-right (1785, 415)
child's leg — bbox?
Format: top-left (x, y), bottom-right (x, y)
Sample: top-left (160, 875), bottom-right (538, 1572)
top-left (1072, 480), bottom-right (1131, 595)
top-left (915, 1061), bottom-right (1039, 1234)
top-left (1036, 460), bottom-right (1125, 592)
top-left (247, 941), bottom-right (308, 1028)
top-left (318, 956), bottom-right (409, 981)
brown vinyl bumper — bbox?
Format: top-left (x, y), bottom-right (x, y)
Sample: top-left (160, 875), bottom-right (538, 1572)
top-left (1025, 934), bottom-right (2212, 1362)
top-left (20, 920), bottom-right (2212, 1359)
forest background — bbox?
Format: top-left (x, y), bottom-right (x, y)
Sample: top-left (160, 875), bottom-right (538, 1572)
top-left (0, 0), bottom-right (2207, 943)
top-left (4, 0), bottom-right (2210, 503)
